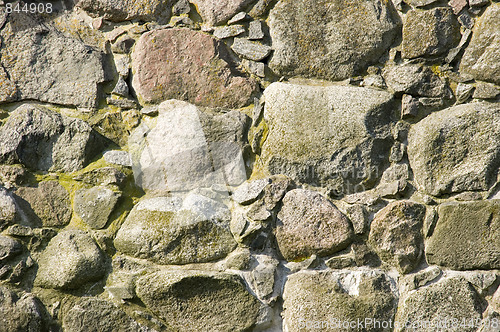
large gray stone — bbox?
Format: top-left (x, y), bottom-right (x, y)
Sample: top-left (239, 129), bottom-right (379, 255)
top-left (74, 187), bottom-right (120, 229)
top-left (268, 0), bottom-right (400, 81)
top-left (276, 189), bottom-right (354, 261)
top-left (131, 28), bottom-right (258, 108)
top-left (261, 82), bottom-right (395, 194)
top-left (408, 102), bottom-right (500, 196)
top-left (135, 270), bottom-right (261, 331)
top-left (189, 0), bottom-right (255, 25)
top-left (0, 105), bottom-right (108, 173)
top-left (114, 194), bottom-right (237, 265)
top-left (0, 13), bottom-right (106, 108)
top-left (426, 200), bottom-right (500, 270)
top-left (0, 287), bottom-right (49, 332)
top-left (460, 4), bottom-right (500, 85)
top-left (77, 0), bottom-right (173, 23)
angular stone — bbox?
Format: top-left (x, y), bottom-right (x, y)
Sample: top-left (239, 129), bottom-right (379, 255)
top-left (111, 76), bottom-right (129, 97)
top-left (232, 178), bottom-right (270, 205)
top-left (404, 0), bottom-right (440, 7)
top-left (268, 0), bottom-right (400, 81)
top-left (0, 105), bottom-right (107, 172)
top-left (0, 189), bottom-right (16, 231)
top-left (74, 187), bottom-right (120, 229)
top-left (103, 150), bottom-right (132, 167)
top-left (74, 167), bottom-right (127, 187)
top-left (228, 11), bottom-right (250, 24)
top-left (369, 201), bottom-right (426, 273)
top-left (131, 28), bottom-right (257, 108)
top-left (408, 102), bottom-right (500, 196)
top-left (402, 8), bottom-right (460, 59)
top-left (77, 0), bottom-right (173, 23)
top-left (276, 189), bottom-right (354, 261)
top-left (248, 20), bottom-right (264, 39)
top-left (0, 235), bottom-right (22, 261)
top-left (213, 25), bottom-right (245, 39)
top-left (34, 230), bottom-right (106, 290)
top-left (15, 181), bottom-right (72, 227)
top-left (136, 270), bottom-right (260, 331)
top-left (460, 4), bottom-right (500, 85)
top-left (426, 200), bottom-right (500, 270)
top-left (473, 81), bottom-right (500, 99)
top-left (231, 38), bottom-right (271, 61)
top-left (283, 270), bottom-right (396, 332)
top-left (261, 82), bottom-right (395, 193)
top-left (0, 13), bottom-right (106, 108)
top-left (189, 0), bottom-right (255, 25)
top-left (0, 287), bottom-right (49, 332)
top-left (114, 194), bottom-right (237, 265)
top-left (395, 278), bottom-right (482, 332)
top-left (263, 174), bottom-right (292, 210)
top-left (242, 59), bottom-right (265, 77)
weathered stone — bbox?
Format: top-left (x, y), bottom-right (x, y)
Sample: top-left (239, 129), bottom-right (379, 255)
top-left (404, 0), bottom-right (440, 7)
top-left (455, 82), bottom-right (475, 104)
top-left (263, 174), bottom-right (292, 210)
top-left (213, 25), bottom-right (245, 39)
top-left (248, 255), bottom-right (279, 301)
top-left (369, 201), bottom-right (426, 273)
top-left (74, 187), bottom-right (120, 229)
top-left (0, 235), bottom-right (22, 261)
top-left (15, 181), bottom-right (72, 228)
top-left (0, 165), bottom-right (30, 189)
top-left (345, 204), bottom-right (368, 235)
top-left (232, 179), bottom-right (270, 205)
top-left (0, 105), bottom-right (107, 172)
top-left (136, 270), bottom-right (260, 331)
top-left (268, 0), bottom-right (400, 81)
top-left (460, 4), bottom-right (500, 85)
top-left (408, 102), bottom-right (500, 196)
top-left (474, 81), bottom-right (500, 99)
top-left (402, 8), bottom-right (460, 59)
top-left (114, 194), bottom-right (237, 265)
top-left (261, 82), bottom-right (395, 193)
top-left (231, 38), bottom-right (271, 61)
top-left (276, 189), bottom-right (354, 261)
top-left (283, 270), bottom-right (396, 332)
top-left (242, 59), bottom-right (265, 77)
top-left (426, 200), bottom-right (500, 270)
top-left (0, 13), bottom-right (106, 108)
top-left (74, 167), bottom-right (127, 187)
top-left (0, 287), bottom-right (49, 332)
top-left (34, 230), bottom-right (106, 290)
top-left (103, 150), bottom-right (132, 167)
top-left (131, 28), bottom-right (258, 108)
top-left (0, 189), bottom-right (16, 231)
top-left (248, 20), bottom-right (264, 39)
top-left (173, 0), bottom-right (190, 15)
top-left (111, 77), bottom-right (129, 97)
top-left (400, 266), bottom-right (442, 293)
top-left (189, 0), bottom-right (255, 25)
top-left (449, 0), bottom-right (468, 14)
top-left (395, 278), bottom-right (482, 332)
top-left (228, 11), bottom-right (250, 24)
top-left (77, 0), bottom-right (173, 23)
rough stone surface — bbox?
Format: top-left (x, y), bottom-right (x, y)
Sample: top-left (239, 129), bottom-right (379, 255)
top-left (0, 235), bottom-right (22, 261)
top-left (135, 270), bottom-right (260, 331)
top-left (131, 28), bottom-right (258, 108)
top-left (213, 25), bottom-right (245, 39)
top-left (77, 0), bottom-right (173, 23)
top-left (103, 150), bottom-right (132, 167)
top-left (231, 38), bottom-right (271, 61)
top-left (0, 105), bottom-right (107, 173)
top-left (0, 287), bottom-right (48, 332)
top-left (34, 230), bottom-right (106, 290)
top-left (268, 0), bottom-right (400, 81)
top-left (369, 201), bottom-right (426, 273)
top-left (261, 82), bottom-right (395, 194)
top-left (276, 189), bottom-right (354, 261)
top-left (232, 178), bottom-right (270, 205)
top-left (426, 200), bottom-right (500, 270)
top-left (408, 102), bottom-right (500, 196)
top-left (189, 0), bottom-right (255, 25)
top-left (74, 187), bottom-right (120, 229)
top-left (460, 4), bottom-right (500, 84)
top-left (0, 189), bottom-right (16, 231)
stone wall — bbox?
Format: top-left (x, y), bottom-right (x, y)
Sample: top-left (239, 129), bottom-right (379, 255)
top-left (0, 0), bottom-right (499, 331)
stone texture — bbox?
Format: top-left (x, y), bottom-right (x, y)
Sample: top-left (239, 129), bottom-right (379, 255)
top-left (77, 0), bottom-right (173, 23)
top-left (0, 105), bottom-right (107, 173)
top-left (276, 189), bottom-right (354, 261)
top-left (268, 0), bottom-right (400, 81)
top-left (114, 194), bottom-right (237, 265)
top-left (131, 28), bottom-right (258, 108)
top-left (426, 200), bottom-right (500, 270)
top-left (0, 235), bottom-right (22, 261)
top-left (231, 38), bottom-right (271, 61)
top-left (232, 178), bottom-right (270, 205)
top-left (0, 13), bottom-right (106, 108)
top-left (261, 82), bottom-right (395, 194)
top-left (103, 150), bottom-right (132, 167)
top-left (213, 25), bottom-right (245, 39)
top-left (402, 8), bottom-right (461, 59)
top-left (408, 102), bottom-right (500, 196)
top-left (34, 230), bottom-right (106, 290)
top-left (473, 81), bottom-right (500, 99)
top-left (189, 0), bottom-right (255, 25)
top-left (395, 278), bottom-right (483, 332)
top-left (15, 181), bottom-right (72, 227)
top-left (369, 201), bottom-right (426, 273)
top-left (74, 187), bottom-right (120, 229)
top-left (460, 4), bottom-right (500, 85)
top-left (135, 270), bottom-right (260, 331)
top-left (0, 189), bottom-right (16, 231)
top-left (0, 287), bottom-right (49, 332)
top-left (283, 270), bottom-right (396, 332)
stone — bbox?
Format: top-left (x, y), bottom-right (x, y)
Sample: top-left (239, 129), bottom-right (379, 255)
top-left (455, 82), bottom-right (475, 104)
top-left (469, 0), bottom-right (490, 7)
top-left (228, 11), bottom-right (250, 24)
top-left (249, 0), bottom-right (272, 17)
top-left (369, 201), bottom-right (426, 273)
top-left (402, 8), bottom-right (460, 59)
top-left (111, 34), bottom-right (135, 54)
top-left (248, 20), bottom-right (264, 39)
top-left (248, 255), bottom-right (279, 301)
top-left (0, 235), bottom-right (22, 261)
top-left (263, 174), bottom-right (292, 210)
top-left (103, 150), bottom-right (132, 167)
top-left (74, 187), bottom-right (120, 229)
top-left (231, 38), bottom-right (271, 61)
top-left (242, 59), bottom-right (265, 77)
top-left (232, 178), bottom-right (270, 205)
top-left (407, 102), bottom-right (500, 196)
top-left (426, 200), bottom-right (500, 270)
top-left (173, 0), bottom-right (191, 15)
top-left (74, 167), bottom-right (127, 187)
top-left (114, 56), bottom-right (130, 78)
top-left (34, 230), bottom-right (106, 289)
top-left (77, 0), bottom-right (173, 23)
top-left (213, 25), bottom-right (245, 39)
top-left (131, 28), bottom-right (258, 108)
top-left (460, 4), bottom-right (500, 85)
top-left (283, 270), bottom-right (396, 332)
top-left (458, 11), bottom-right (474, 29)
top-left (474, 82), bottom-right (500, 99)
top-left (0, 287), bottom-right (49, 332)
top-left (114, 194), bottom-right (237, 265)
top-left (345, 204), bottom-right (368, 235)
top-left (0, 105), bottom-right (108, 173)
top-left (276, 189), bottom-right (354, 261)
top-left (0, 165), bottom-right (30, 189)
top-left (395, 278), bottom-right (482, 332)
top-left (446, 28), bottom-right (473, 63)
top-left (261, 82), bottom-right (395, 194)
top-left (450, 0), bottom-right (468, 14)
top-left (135, 270), bottom-right (261, 331)
top-left (268, 0), bottom-right (400, 81)
top-left (189, 0), bottom-right (256, 25)
top-left (404, 0), bottom-right (440, 7)
top-left (111, 77), bottom-right (129, 97)
top-left (0, 189), bottom-right (16, 230)
top-left (383, 63), bottom-right (451, 98)
top-left (15, 181), bottom-right (72, 227)
top-left (400, 266), bottom-right (442, 293)
top-left (0, 13), bottom-right (106, 109)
